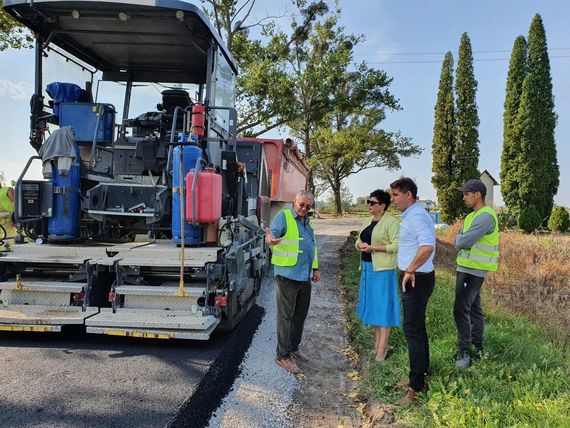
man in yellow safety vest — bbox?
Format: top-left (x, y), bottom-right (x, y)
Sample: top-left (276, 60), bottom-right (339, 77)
top-left (265, 190), bottom-right (320, 374)
top-left (454, 179), bottom-right (499, 368)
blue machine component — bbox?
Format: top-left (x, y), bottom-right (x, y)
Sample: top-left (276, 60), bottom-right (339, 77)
top-left (59, 103), bottom-right (115, 145)
top-left (172, 145), bottom-right (203, 245)
top-left (48, 146), bottom-right (81, 241)
top-left (46, 82), bottom-right (88, 119)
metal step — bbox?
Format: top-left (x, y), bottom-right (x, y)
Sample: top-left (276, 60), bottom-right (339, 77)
top-left (115, 285), bottom-right (205, 297)
top-left (0, 305), bottom-right (98, 326)
top-left (0, 280), bottom-right (86, 306)
top-left (85, 308), bottom-right (220, 334)
top-left (0, 281), bottom-right (85, 293)
top-left (86, 323), bottom-right (218, 340)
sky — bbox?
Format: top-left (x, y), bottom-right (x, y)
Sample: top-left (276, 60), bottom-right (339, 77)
top-left (0, 0), bottom-right (569, 207)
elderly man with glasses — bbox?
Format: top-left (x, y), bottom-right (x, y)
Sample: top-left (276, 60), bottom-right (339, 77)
top-left (265, 190), bottom-right (320, 374)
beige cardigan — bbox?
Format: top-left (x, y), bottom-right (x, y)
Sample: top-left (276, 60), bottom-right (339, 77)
top-left (355, 213), bottom-right (399, 271)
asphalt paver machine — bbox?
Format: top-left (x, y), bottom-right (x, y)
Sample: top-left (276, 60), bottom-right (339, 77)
top-left (0, 0), bottom-right (305, 339)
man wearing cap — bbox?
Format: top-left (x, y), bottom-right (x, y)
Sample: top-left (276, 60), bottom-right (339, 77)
top-left (454, 179), bottom-right (499, 368)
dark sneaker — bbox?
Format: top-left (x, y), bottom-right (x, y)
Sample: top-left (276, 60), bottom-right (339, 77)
top-left (455, 350), bottom-right (471, 368)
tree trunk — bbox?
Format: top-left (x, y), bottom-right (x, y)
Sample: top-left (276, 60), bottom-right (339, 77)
top-left (332, 180), bottom-right (343, 216)
top-left (304, 126), bottom-right (314, 193)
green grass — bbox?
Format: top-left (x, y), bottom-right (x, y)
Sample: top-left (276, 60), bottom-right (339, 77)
top-left (341, 246), bottom-right (570, 427)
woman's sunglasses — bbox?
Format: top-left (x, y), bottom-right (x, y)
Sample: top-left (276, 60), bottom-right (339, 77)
top-left (298, 202), bottom-right (312, 209)
top-left (366, 200), bottom-right (381, 206)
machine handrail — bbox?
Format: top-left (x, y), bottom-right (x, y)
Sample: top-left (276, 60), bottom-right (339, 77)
top-left (14, 156), bottom-right (41, 223)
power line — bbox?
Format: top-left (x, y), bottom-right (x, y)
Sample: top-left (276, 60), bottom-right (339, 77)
top-left (354, 47), bottom-right (570, 57)
top-left (365, 55), bottom-right (570, 65)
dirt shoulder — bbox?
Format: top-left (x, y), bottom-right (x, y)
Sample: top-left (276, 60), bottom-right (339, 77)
top-left (288, 219), bottom-right (363, 427)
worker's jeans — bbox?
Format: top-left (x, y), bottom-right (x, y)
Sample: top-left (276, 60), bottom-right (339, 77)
top-left (454, 271), bottom-right (485, 351)
top-left (275, 275), bottom-right (311, 358)
top-left (401, 271), bottom-right (435, 392)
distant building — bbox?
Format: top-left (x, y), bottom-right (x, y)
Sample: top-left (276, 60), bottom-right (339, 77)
top-left (479, 170), bottom-right (499, 207)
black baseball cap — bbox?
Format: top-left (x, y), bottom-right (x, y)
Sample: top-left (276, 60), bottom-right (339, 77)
top-left (457, 179), bottom-right (487, 196)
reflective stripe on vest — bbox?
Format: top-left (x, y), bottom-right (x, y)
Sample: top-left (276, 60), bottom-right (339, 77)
top-left (0, 187), bottom-right (14, 213)
top-left (456, 206), bottom-right (499, 272)
top-left (271, 209), bottom-right (318, 269)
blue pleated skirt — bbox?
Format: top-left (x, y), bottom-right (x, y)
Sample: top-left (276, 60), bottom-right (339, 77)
top-left (357, 262), bottom-right (401, 328)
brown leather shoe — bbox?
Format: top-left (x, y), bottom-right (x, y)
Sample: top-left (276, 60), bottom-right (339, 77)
top-left (291, 350), bottom-right (310, 363)
top-left (395, 388), bottom-right (417, 406)
top-left (275, 357), bottom-right (301, 374)
top-left (395, 375), bottom-right (430, 390)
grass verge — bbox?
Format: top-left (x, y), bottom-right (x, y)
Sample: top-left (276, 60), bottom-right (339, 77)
top-left (341, 238), bottom-right (570, 427)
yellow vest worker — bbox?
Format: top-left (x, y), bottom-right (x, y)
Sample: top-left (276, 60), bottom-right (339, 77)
top-left (0, 186), bottom-right (14, 215)
top-left (454, 179), bottom-right (500, 369)
top-left (265, 191), bottom-right (320, 375)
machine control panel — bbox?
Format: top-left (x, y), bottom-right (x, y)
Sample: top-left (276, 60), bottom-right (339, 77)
top-left (17, 180), bottom-right (53, 218)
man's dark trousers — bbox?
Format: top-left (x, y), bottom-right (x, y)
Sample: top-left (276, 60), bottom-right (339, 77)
top-left (454, 271), bottom-right (485, 351)
top-left (276, 275), bottom-right (312, 358)
top-left (401, 271), bottom-right (435, 392)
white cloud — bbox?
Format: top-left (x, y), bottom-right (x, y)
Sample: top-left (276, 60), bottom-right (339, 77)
top-left (0, 79), bottom-right (33, 101)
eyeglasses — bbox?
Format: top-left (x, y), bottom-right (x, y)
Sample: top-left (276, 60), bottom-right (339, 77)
top-left (366, 200), bottom-right (380, 206)
top-left (297, 202), bottom-right (312, 210)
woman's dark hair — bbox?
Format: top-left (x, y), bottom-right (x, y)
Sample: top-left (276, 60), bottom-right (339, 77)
top-left (389, 177), bottom-right (418, 200)
top-left (370, 189), bottom-right (391, 210)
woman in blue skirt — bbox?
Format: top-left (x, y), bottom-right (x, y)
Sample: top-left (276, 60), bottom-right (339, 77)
top-left (356, 189), bottom-right (400, 361)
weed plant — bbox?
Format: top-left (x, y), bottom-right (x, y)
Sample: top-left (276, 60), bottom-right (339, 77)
top-left (341, 246), bottom-right (570, 427)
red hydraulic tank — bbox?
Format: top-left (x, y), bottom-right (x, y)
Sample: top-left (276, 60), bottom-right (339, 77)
top-left (185, 169), bottom-right (222, 224)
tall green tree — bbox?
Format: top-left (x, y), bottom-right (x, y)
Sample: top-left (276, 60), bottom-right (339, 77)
top-left (431, 51), bottom-right (459, 223)
top-left (454, 32), bottom-right (480, 217)
top-left (0, 1), bottom-right (33, 50)
top-left (200, 0), bottom-right (328, 136)
top-left (500, 35), bottom-right (527, 215)
top-left (311, 62), bottom-right (420, 215)
top-left (285, 11), bottom-right (353, 191)
top-left (514, 14), bottom-right (558, 224)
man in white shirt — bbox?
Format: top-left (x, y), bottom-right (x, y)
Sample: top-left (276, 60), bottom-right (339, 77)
top-left (390, 178), bottom-right (436, 405)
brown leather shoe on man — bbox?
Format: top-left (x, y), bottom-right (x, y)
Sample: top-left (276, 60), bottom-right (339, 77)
top-left (275, 357), bottom-right (301, 374)
top-left (395, 387), bottom-right (417, 406)
top-left (395, 374), bottom-right (430, 390)
top-left (291, 350), bottom-right (310, 363)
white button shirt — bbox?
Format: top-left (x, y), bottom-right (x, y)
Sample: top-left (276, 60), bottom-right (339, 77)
top-left (398, 202), bottom-right (436, 272)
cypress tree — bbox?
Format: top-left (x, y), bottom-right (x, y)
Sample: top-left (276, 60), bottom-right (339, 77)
top-left (431, 52), bottom-right (457, 224)
top-left (454, 32), bottom-right (480, 218)
top-left (500, 36), bottom-right (527, 215)
top-left (515, 14), bottom-right (558, 223)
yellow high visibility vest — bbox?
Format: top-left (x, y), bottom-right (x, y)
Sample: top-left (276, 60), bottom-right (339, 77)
top-left (0, 187), bottom-right (14, 213)
top-left (456, 206), bottom-right (499, 271)
top-left (271, 209), bottom-right (318, 269)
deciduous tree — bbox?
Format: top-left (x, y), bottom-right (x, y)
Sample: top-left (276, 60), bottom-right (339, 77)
top-left (201, 0), bottom-right (328, 136)
top-left (311, 65), bottom-right (420, 215)
top-left (0, 1), bottom-right (33, 50)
